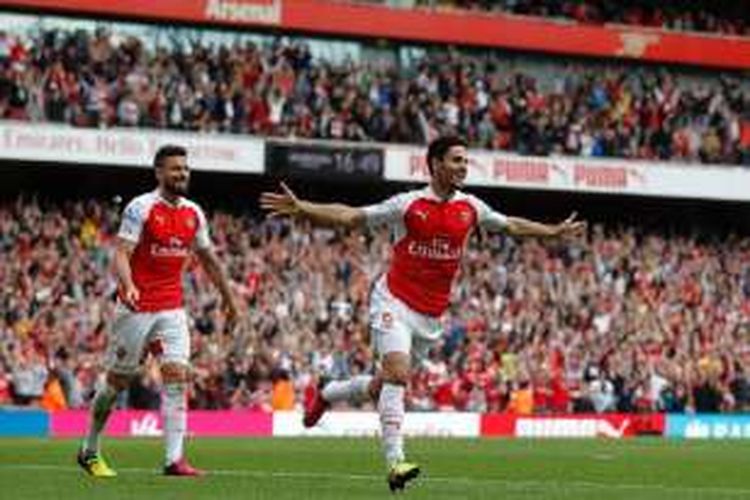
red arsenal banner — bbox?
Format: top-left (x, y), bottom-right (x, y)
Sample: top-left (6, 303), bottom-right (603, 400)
top-left (3, 0), bottom-right (750, 69)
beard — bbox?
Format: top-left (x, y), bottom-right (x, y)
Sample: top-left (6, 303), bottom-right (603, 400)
top-left (164, 179), bottom-right (189, 195)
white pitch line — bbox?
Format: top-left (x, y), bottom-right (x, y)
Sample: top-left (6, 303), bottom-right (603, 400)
top-left (1, 464), bottom-right (750, 497)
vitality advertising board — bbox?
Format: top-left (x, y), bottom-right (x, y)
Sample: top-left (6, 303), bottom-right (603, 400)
top-left (50, 410), bottom-right (273, 437)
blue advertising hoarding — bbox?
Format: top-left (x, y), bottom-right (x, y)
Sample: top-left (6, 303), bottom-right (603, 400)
top-left (667, 414), bottom-right (750, 439)
top-left (0, 408), bottom-right (49, 437)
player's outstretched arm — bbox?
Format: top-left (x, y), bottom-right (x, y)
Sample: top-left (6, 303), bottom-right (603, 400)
top-left (505, 212), bottom-right (586, 238)
top-left (195, 247), bottom-right (240, 328)
top-left (260, 182), bottom-right (366, 229)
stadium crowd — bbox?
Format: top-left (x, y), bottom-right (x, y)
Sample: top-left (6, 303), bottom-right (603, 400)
top-left (1, 195), bottom-right (750, 415)
top-left (396, 0), bottom-right (750, 37)
top-left (2, 24), bottom-right (750, 165)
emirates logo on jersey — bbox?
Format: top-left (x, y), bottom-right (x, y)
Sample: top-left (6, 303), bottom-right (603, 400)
top-left (407, 237), bottom-right (463, 260)
top-left (150, 237), bottom-right (189, 257)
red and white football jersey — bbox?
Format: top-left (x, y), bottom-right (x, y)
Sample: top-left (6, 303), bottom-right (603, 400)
top-left (117, 191), bottom-right (211, 312)
top-left (363, 186), bottom-right (508, 317)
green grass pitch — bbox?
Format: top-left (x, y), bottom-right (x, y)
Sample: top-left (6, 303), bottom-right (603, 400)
top-left (0, 437), bottom-right (749, 499)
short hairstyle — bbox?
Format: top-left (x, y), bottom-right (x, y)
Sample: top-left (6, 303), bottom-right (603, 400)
top-left (426, 135), bottom-right (468, 174)
top-left (153, 144), bottom-right (188, 168)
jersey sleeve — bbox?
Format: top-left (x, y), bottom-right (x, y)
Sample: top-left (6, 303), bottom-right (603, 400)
top-left (117, 198), bottom-right (147, 243)
top-left (192, 205), bottom-right (212, 250)
top-left (470, 195), bottom-right (509, 232)
top-left (361, 192), bottom-right (412, 229)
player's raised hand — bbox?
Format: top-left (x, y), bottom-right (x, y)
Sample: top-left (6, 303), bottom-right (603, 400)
top-left (555, 212), bottom-right (587, 237)
top-left (260, 182), bottom-right (301, 218)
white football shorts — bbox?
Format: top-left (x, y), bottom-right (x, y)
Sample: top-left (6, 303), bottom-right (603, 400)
top-left (105, 303), bottom-right (190, 375)
top-left (368, 277), bottom-right (443, 365)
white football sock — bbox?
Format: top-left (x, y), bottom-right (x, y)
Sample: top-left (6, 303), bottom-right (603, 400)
top-left (163, 383), bottom-right (187, 465)
top-left (378, 383), bottom-right (405, 468)
top-left (322, 375), bottom-right (374, 404)
top-left (83, 384), bottom-right (118, 454)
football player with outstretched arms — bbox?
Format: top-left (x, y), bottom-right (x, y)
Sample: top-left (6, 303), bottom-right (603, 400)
top-left (261, 135), bottom-right (585, 491)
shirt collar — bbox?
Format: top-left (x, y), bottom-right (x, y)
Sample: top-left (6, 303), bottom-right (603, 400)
top-left (155, 189), bottom-right (183, 207)
top-left (423, 184), bottom-right (458, 202)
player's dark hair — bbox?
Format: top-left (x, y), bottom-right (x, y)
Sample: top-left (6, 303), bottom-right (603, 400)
top-left (426, 136), bottom-right (467, 174)
top-left (153, 144), bottom-right (188, 168)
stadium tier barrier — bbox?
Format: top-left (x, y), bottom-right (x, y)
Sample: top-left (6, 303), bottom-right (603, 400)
top-left (4, 121), bottom-right (750, 201)
top-left (5, 409), bottom-right (750, 439)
